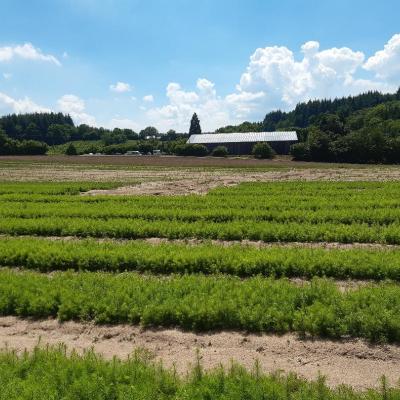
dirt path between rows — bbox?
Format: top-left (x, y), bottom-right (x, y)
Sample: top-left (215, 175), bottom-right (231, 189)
top-left (0, 316), bottom-right (399, 390)
top-left (2, 163), bottom-right (400, 188)
top-left (10, 234), bottom-right (400, 250)
top-left (83, 168), bottom-right (400, 195)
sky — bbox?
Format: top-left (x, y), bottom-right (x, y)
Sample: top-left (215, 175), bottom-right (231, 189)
top-left (0, 0), bottom-right (400, 132)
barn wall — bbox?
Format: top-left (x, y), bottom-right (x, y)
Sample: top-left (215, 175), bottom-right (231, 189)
top-left (203, 141), bottom-right (295, 155)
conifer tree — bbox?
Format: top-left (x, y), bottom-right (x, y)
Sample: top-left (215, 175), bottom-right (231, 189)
top-left (189, 113), bottom-right (202, 135)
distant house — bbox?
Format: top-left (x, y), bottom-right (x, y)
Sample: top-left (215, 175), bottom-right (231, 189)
top-left (186, 131), bottom-right (298, 155)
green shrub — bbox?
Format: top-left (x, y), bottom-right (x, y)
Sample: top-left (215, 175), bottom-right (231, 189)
top-left (290, 142), bottom-right (310, 160)
top-left (211, 146), bottom-right (228, 157)
top-left (175, 144), bottom-right (208, 157)
top-left (65, 143), bottom-right (78, 155)
top-left (252, 142), bottom-right (275, 159)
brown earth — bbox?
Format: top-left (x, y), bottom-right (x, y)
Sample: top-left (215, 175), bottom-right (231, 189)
top-left (82, 168), bottom-right (400, 195)
top-left (0, 154), bottom-right (362, 168)
top-left (2, 157), bottom-right (400, 194)
top-left (0, 316), bottom-right (399, 390)
top-left (17, 235), bottom-right (400, 250)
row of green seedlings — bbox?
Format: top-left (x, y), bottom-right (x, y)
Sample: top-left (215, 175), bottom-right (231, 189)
top-left (3, 181), bottom-right (400, 207)
top-left (0, 181), bottom-right (122, 195)
top-left (2, 237), bottom-right (400, 281)
top-left (0, 345), bottom-right (396, 400)
top-left (1, 269), bottom-right (400, 342)
top-left (1, 180), bottom-right (398, 194)
top-left (5, 201), bottom-right (400, 224)
top-left (4, 217), bottom-right (400, 243)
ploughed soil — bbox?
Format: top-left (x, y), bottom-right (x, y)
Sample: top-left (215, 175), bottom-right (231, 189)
top-left (2, 157), bottom-right (400, 193)
top-left (0, 316), bottom-right (399, 390)
top-left (82, 168), bottom-right (400, 196)
top-left (0, 154), bottom-right (363, 168)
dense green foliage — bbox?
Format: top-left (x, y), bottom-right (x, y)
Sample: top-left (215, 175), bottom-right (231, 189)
top-left (283, 93), bottom-right (400, 163)
top-left (216, 121), bottom-right (263, 133)
top-left (65, 142), bottom-right (78, 155)
top-left (0, 112), bottom-right (73, 142)
top-left (174, 143), bottom-right (208, 156)
top-left (1, 269), bottom-right (400, 341)
top-left (264, 90), bottom-right (400, 130)
top-left (1, 345), bottom-right (396, 400)
top-left (0, 113), bottom-right (140, 146)
top-left (215, 89), bottom-right (400, 163)
top-left (2, 181), bottom-right (400, 243)
top-left (0, 129), bottom-right (48, 155)
top-left (252, 142), bottom-right (275, 159)
top-left (189, 113), bottom-right (202, 136)
top-left (211, 145), bottom-right (228, 157)
top-left (3, 236), bottom-right (400, 281)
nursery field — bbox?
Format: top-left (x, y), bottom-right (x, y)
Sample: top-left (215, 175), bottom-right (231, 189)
top-left (2, 161), bottom-right (400, 394)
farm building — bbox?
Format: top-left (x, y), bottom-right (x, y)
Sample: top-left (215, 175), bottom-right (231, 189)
top-left (187, 131), bottom-right (298, 155)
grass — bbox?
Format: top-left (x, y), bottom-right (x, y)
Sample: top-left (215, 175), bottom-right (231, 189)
top-left (0, 269), bottom-right (400, 342)
top-left (3, 182), bottom-right (400, 244)
top-left (2, 236), bottom-right (400, 280)
top-left (1, 345), bottom-right (398, 399)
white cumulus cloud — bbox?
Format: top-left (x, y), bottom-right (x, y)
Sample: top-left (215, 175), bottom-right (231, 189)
top-left (109, 81), bottom-right (132, 93)
top-left (147, 79), bottom-right (231, 131)
top-left (57, 94), bottom-right (96, 126)
top-left (364, 33), bottom-right (400, 83)
top-left (144, 36), bottom-right (400, 132)
top-left (236, 41), bottom-right (377, 110)
top-left (143, 94), bottom-right (154, 102)
top-left (0, 43), bottom-right (61, 66)
top-left (0, 92), bottom-right (50, 114)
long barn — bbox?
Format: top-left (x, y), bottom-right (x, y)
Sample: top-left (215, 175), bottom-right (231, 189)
top-left (187, 131), bottom-right (298, 155)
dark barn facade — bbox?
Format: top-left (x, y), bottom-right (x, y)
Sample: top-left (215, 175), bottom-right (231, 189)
top-left (186, 132), bottom-right (298, 155)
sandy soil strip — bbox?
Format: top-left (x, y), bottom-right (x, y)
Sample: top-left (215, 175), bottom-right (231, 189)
top-left (144, 237), bottom-right (400, 250)
top-left (6, 234), bottom-right (399, 250)
top-left (0, 316), bottom-right (399, 390)
top-left (2, 162), bottom-right (400, 187)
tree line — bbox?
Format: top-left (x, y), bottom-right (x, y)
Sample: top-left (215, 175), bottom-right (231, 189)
top-left (2, 88), bottom-right (400, 162)
top-left (217, 88), bottom-right (400, 163)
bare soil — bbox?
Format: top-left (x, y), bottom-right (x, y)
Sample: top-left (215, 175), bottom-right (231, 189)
top-left (0, 154), bottom-right (364, 168)
top-left (83, 168), bottom-right (400, 196)
top-left (0, 316), bottom-right (399, 390)
top-left (1, 157), bottom-right (400, 191)
top-left (23, 235), bottom-right (400, 250)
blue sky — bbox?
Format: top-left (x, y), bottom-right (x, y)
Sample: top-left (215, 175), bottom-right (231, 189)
top-left (0, 0), bottom-right (400, 132)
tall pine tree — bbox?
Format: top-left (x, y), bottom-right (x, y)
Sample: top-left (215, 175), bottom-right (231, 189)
top-left (189, 113), bottom-right (202, 135)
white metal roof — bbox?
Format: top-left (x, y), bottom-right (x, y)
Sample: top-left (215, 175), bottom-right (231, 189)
top-left (187, 131), bottom-right (298, 144)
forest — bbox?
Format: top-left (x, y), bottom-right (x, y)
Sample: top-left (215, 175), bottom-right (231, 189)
top-left (1, 89), bottom-right (400, 162)
top-left (218, 89), bottom-right (400, 163)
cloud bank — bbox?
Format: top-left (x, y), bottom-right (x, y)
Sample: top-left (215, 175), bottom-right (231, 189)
top-left (146, 34), bottom-right (400, 131)
top-left (109, 81), bottom-right (132, 93)
top-left (0, 43), bottom-right (61, 66)
top-left (57, 94), bottom-right (96, 126)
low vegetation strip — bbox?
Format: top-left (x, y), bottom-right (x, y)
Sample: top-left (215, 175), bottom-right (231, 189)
top-left (2, 237), bottom-right (400, 280)
top-left (7, 201), bottom-right (400, 225)
top-left (2, 182), bottom-right (400, 244)
top-left (1, 269), bottom-right (400, 342)
top-left (0, 182), bottom-right (123, 195)
top-left (0, 345), bottom-right (398, 400)
top-left (4, 217), bottom-right (400, 243)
